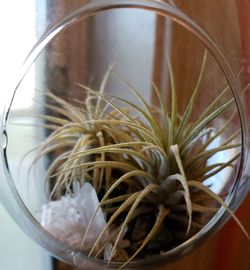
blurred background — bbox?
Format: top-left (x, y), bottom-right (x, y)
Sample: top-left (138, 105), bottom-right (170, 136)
top-left (0, 1), bottom-right (249, 270)
top-left (0, 3), bottom-right (52, 270)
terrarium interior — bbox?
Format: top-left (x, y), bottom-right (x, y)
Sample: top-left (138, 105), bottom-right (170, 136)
top-left (3, 6), bottom-right (245, 269)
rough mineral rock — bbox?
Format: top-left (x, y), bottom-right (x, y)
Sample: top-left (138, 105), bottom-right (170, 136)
top-left (39, 182), bottom-right (107, 254)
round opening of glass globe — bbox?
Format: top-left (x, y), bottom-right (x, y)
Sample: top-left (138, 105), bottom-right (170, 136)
top-left (1, 1), bottom-right (248, 269)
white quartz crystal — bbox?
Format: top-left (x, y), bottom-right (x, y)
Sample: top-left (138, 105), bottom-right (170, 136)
top-left (39, 182), bottom-right (107, 253)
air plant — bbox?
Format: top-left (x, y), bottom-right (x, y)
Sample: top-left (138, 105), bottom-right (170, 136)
top-left (32, 51), bottom-right (248, 268)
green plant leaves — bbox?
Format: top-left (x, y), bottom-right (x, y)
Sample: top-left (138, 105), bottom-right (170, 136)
top-left (30, 50), bottom-right (245, 266)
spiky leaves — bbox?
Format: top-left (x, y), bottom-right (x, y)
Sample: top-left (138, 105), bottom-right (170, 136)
top-left (31, 51), bottom-right (245, 267)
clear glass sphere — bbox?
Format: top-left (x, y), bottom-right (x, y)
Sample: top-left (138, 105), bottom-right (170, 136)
top-left (0, 1), bottom-right (249, 269)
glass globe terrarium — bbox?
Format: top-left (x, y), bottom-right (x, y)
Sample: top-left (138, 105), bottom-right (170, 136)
top-left (0, 1), bottom-right (249, 269)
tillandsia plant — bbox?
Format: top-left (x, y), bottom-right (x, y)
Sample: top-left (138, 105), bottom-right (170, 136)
top-left (30, 51), bottom-right (248, 268)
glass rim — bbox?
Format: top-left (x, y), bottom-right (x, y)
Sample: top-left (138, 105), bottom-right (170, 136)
top-left (1, 0), bottom-right (248, 268)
